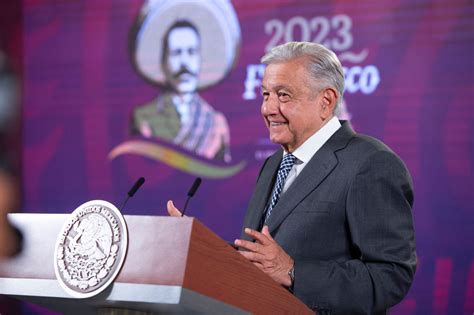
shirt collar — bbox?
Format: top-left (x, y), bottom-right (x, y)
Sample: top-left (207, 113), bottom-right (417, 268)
top-left (285, 116), bottom-right (341, 163)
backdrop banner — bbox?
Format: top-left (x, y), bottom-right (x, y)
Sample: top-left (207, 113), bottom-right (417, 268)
top-left (22, 1), bottom-right (473, 314)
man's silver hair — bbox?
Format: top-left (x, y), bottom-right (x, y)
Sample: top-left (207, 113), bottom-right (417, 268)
top-left (261, 42), bottom-right (345, 113)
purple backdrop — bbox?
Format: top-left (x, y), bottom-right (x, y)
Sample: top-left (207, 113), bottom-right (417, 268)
top-left (20, 0), bottom-right (473, 314)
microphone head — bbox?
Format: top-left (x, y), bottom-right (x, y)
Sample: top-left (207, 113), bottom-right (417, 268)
top-left (187, 177), bottom-right (202, 197)
top-left (128, 177), bottom-right (145, 197)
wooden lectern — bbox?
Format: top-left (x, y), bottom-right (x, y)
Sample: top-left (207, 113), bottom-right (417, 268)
top-left (0, 213), bottom-right (313, 314)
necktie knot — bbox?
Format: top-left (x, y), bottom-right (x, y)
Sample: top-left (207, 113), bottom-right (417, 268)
top-left (281, 153), bottom-right (296, 169)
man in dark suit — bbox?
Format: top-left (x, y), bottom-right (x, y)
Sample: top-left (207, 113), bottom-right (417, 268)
top-left (169, 42), bottom-right (416, 314)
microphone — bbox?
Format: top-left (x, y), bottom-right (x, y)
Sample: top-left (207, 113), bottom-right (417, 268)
top-left (128, 177), bottom-right (145, 197)
top-left (120, 177), bottom-right (145, 212)
top-left (181, 177), bottom-right (202, 217)
top-left (187, 177), bottom-right (202, 198)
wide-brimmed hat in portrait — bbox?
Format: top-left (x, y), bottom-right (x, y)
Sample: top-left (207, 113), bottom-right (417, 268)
top-left (131, 0), bottom-right (241, 90)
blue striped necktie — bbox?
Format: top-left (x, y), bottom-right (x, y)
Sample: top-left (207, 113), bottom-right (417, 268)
top-left (265, 153), bottom-right (296, 222)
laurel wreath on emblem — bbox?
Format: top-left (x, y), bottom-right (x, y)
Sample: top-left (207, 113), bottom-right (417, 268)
top-left (54, 200), bottom-right (128, 298)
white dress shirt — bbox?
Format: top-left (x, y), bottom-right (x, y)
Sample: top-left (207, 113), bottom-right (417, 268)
top-left (282, 117), bottom-right (341, 193)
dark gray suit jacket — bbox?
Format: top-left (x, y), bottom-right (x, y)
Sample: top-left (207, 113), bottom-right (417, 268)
top-left (241, 121), bottom-right (416, 315)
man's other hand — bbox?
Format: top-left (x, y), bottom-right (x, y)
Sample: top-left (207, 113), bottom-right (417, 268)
top-left (167, 200), bottom-right (184, 217)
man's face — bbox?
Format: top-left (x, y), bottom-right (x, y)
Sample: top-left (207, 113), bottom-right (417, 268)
top-left (164, 26), bottom-right (201, 94)
top-left (261, 58), bottom-right (328, 153)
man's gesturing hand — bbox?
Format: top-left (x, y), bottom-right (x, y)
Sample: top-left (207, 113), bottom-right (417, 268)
top-left (167, 200), bottom-right (184, 217)
top-left (234, 226), bottom-right (293, 287)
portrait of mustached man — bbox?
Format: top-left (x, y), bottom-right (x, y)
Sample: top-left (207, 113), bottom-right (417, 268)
top-left (131, 0), bottom-right (240, 162)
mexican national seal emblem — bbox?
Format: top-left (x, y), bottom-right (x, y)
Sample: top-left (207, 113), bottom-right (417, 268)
top-left (54, 200), bottom-right (128, 298)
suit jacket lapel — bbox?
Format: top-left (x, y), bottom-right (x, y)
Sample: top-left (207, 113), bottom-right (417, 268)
top-left (243, 150), bottom-right (282, 233)
top-left (265, 121), bottom-right (356, 234)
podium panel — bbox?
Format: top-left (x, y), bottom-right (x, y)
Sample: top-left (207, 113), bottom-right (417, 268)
top-left (0, 214), bottom-right (313, 314)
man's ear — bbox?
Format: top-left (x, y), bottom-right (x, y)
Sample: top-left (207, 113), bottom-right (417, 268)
top-left (320, 88), bottom-right (338, 119)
